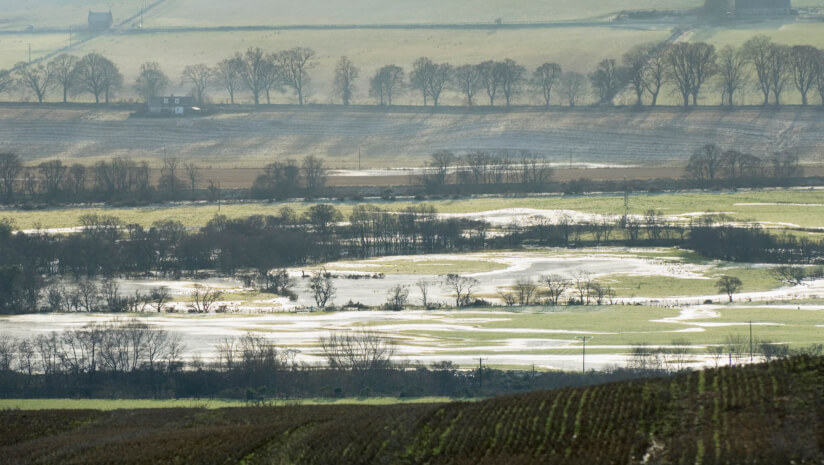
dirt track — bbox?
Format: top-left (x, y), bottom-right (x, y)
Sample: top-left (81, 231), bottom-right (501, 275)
top-left (3, 105), bottom-right (824, 171)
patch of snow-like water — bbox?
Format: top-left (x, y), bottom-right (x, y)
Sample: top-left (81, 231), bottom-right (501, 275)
top-left (439, 209), bottom-right (609, 227)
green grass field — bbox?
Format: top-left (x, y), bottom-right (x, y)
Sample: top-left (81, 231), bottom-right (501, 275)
top-left (359, 304), bottom-right (824, 351)
top-left (4, 189), bottom-right (824, 230)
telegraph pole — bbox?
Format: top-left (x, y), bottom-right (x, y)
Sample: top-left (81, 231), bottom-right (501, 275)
top-left (478, 357), bottom-right (487, 389)
top-left (749, 320), bottom-right (753, 362)
top-left (575, 336), bottom-right (593, 373)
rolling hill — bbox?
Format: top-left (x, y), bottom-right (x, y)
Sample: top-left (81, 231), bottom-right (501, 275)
top-left (3, 356), bottom-right (824, 464)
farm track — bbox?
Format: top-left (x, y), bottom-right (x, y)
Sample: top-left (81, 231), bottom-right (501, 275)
top-left (3, 105), bottom-right (824, 168)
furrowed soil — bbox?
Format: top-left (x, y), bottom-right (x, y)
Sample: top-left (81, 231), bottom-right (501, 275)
top-left (5, 105), bottom-right (824, 170)
top-left (2, 357), bottom-right (824, 464)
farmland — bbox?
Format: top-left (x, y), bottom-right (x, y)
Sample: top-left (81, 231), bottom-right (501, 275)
top-left (4, 106), bottom-right (824, 171)
top-left (2, 357), bottom-right (824, 464)
top-left (5, 189), bottom-right (824, 231)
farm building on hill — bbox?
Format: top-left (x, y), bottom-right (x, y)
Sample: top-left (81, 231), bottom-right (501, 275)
top-left (88, 10), bottom-right (113, 31)
top-left (147, 96), bottom-right (196, 116)
top-left (730, 0), bottom-right (791, 15)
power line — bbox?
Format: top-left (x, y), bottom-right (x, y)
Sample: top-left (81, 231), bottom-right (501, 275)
top-left (575, 336), bottom-right (593, 373)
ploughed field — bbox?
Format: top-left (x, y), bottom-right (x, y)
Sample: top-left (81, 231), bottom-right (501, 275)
top-left (4, 106), bottom-right (824, 168)
top-left (3, 357), bottom-right (824, 464)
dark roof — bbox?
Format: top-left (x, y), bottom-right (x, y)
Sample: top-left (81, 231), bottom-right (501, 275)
top-left (734, 0), bottom-right (790, 9)
top-left (88, 11), bottom-right (113, 23)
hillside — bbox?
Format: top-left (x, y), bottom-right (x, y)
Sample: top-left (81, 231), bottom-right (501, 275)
top-left (3, 357), bottom-right (824, 464)
top-left (2, 105), bottom-right (824, 169)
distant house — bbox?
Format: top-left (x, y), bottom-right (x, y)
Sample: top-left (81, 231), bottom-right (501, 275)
top-left (88, 10), bottom-right (113, 31)
top-left (147, 96), bottom-right (196, 116)
top-left (730, 0), bottom-right (791, 15)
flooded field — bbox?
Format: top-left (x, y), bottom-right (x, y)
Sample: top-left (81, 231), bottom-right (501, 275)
top-left (3, 302), bottom-right (823, 371)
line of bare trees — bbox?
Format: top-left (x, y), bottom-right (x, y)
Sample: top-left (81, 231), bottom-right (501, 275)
top-left (0, 152), bottom-right (328, 205)
top-left (685, 143), bottom-right (803, 184)
top-left (6, 35), bottom-right (824, 107)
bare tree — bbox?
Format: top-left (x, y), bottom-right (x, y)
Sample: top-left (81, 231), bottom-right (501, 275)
top-left (715, 275), bottom-right (743, 303)
top-left (815, 50), bottom-right (824, 107)
top-left (159, 156), bottom-right (181, 199)
top-left (15, 62), bottom-right (52, 102)
top-left (274, 47), bottom-right (316, 105)
top-left (518, 151), bottom-right (551, 191)
top-left (442, 273), bottom-right (479, 308)
top-left (533, 62), bottom-right (562, 107)
top-left (48, 54), bottom-right (78, 103)
top-left (75, 53), bottom-right (119, 104)
top-left (410, 57), bottom-right (452, 106)
top-left (0, 336), bottom-right (16, 371)
top-left (100, 279), bottom-right (123, 312)
top-left (236, 48), bottom-right (273, 105)
top-left (742, 35), bottom-right (774, 105)
top-left (514, 278), bottom-right (537, 306)
top-left (771, 265), bottom-right (808, 286)
top-left (789, 45), bottom-right (817, 106)
top-left (309, 268), bottom-right (335, 308)
top-left (68, 163), bottom-right (87, 197)
top-left (184, 162), bottom-right (200, 200)
top-left (76, 280), bottom-right (99, 312)
top-left (717, 45), bottom-right (746, 106)
top-left (181, 63), bottom-right (212, 105)
top-left (417, 279), bottom-right (432, 308)
top-left (190, 284), bottom-right (223, 313)
top-left (100, 57), bottom-right (123, 104)
top-left (644, 46), bottom-right (667, 106)
top-left (560, 71), bottom-right (586, 106)
top-left (369, 65), bottom-right (404, 105)
top-left (320, 330), bottom-right (396, 371)
top-left (767, 44), bottom-right (791, 105)
top-left (385, 284), bottom-right (410, 310)
top-left (623, 45), bottom-right (652, 106)
top-left (150, 286), bottom-right (171, 312)
top-left (0, 69), bottom-right (14, 95)
top-left (38, 160), bottom-right (66, 199)
top-left (499, 59), bottom-right (526, 107)
top-left (571, 271), bottom-right (593, 305)
top-left (410, 57), bottom-right (432, 106)
top-left (422, 150), bottom-right (455, 191)
top-left (453, 64), bottom-right (482, 106)
top-left (541, 274), bottom-right (570, 306)
top-left (497, 289), bottom-right (517, 306)
top-left (134, 61), bottom-right (170, 101)
top-left (478, 60), bottom-right (503, 106)
top-left (689, 42), bottom-right (717, 106)
top-left (686, 143), bottom-right (722, 182)
top-left (589, 59), bottom-right (622, 105)
top-left (262, 268), bottom-right (296, 295)
top-left (301, 155), bottom-right (327, 196)
top-left (333, 56), bottom-right (358, 105)
top-left (215, 57), bottom-right (241, 104)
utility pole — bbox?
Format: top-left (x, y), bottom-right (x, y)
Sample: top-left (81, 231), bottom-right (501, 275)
top-left (575, 336), bottom-right (593, 373)
top-left (478, 357), bottom-right (487, 389)
top-left (749, 320), bottom-right (753, 362)
top-left (217, 181), bottom-right (221, 212)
